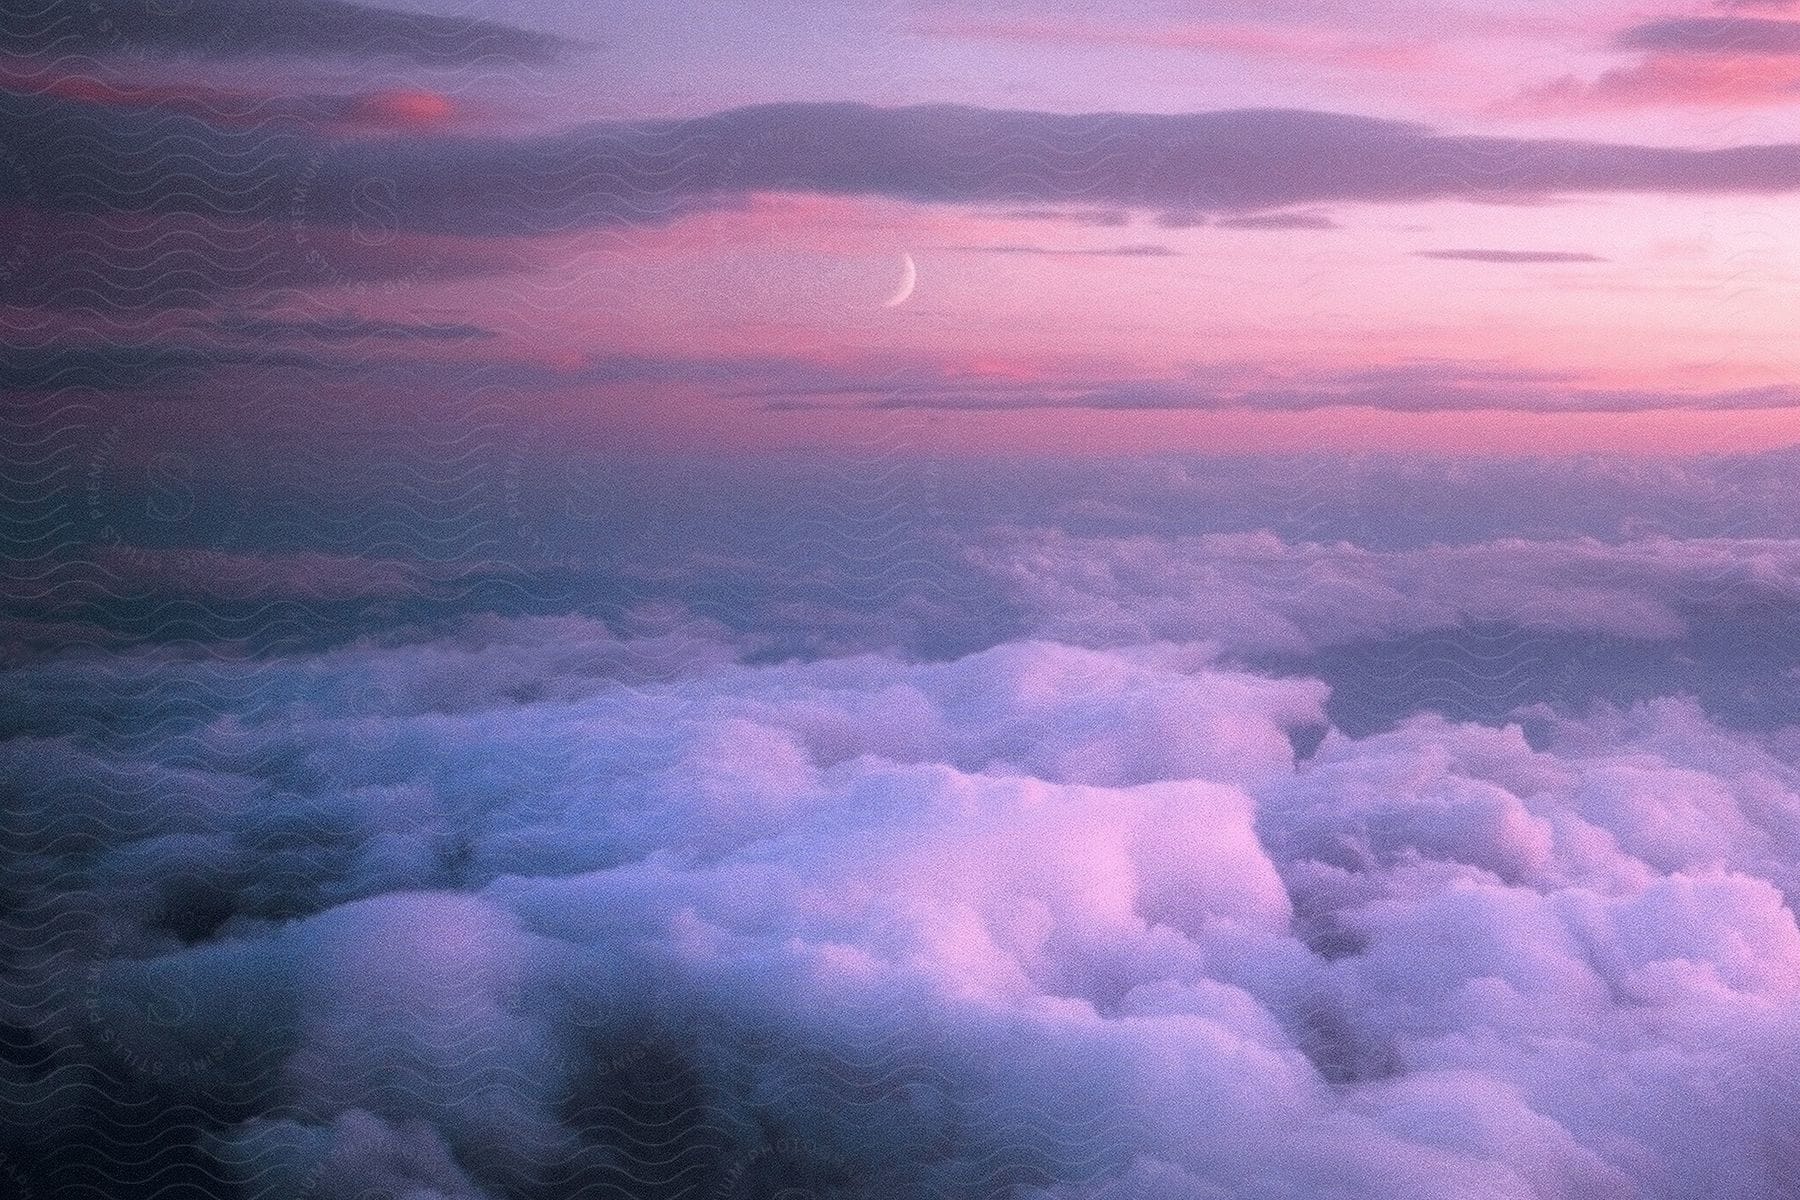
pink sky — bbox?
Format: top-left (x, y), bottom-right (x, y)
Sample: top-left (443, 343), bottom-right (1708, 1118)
top-left (22, 0), bottom-right (1800, 454)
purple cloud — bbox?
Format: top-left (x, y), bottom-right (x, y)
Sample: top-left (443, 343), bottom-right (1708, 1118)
top-left (1616, 16), bottom-right (1800, 55)
top-left (17, 606), bottom-right (1800, 1198)
top-left (947, 242), bottom-right (1182, 256)
top-left (994, 208), bottom-right (1134, 225)
top-left (25, 93), bottom-right (1800, 244)
top-left (204, 314), bottom-right (498, 343)
top-left (1216, 210), bottom-right (1340, 229)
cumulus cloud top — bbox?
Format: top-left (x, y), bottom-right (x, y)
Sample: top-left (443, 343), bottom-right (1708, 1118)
top-left (11, 598), bottom-right (1800, 1198)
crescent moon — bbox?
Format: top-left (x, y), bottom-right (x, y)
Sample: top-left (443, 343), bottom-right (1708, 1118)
top-left (882, 253), bottom-right (917, 307)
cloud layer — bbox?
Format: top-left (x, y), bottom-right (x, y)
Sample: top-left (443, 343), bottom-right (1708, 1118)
top-left (10, 581), bottom-right (1800, 1198)
top-left (976, 529), bottom-right (1800, 654)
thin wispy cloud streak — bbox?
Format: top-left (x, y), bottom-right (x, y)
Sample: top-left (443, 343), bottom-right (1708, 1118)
top-left (1415, 249), bottom-right (1609, 263)
top-left (1617, 16), bottom-right (1800, 55)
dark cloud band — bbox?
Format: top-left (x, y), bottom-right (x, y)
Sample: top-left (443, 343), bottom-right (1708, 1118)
top-left (18, 94), bottom-right (1800, 247)
top-left (0, 0), bottom-right (572, 64)
top-left (1616, 17), bottom-right (1800, 56)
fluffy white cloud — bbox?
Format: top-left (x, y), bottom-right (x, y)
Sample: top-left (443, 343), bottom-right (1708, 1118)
top-left (11, 611), bottom-right (1800, 1197)
top-left (977, 530), bottom-right (1800, 654)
